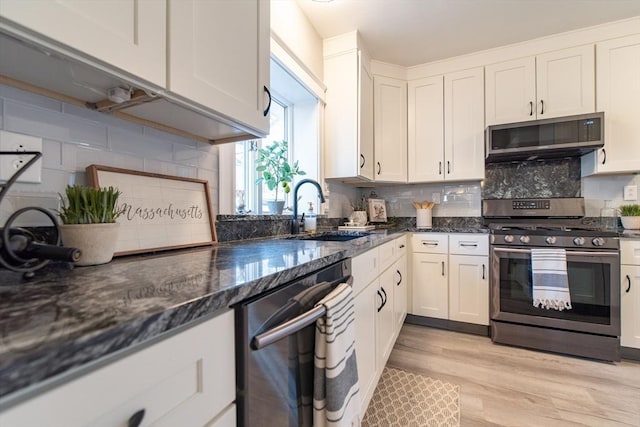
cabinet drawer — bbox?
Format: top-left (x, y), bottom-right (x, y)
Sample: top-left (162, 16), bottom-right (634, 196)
top-left (352, 247), bottom-right (379, 296)
top-left (449, 234), bottom-right (489, 256)
top-left (379, 240), bottom-right (396, 272)
top-left (0, 311), bottom-right (236, 427)
top-left (394, 234), bottom-right (408, 260)
top-left (411, 233), bottom-right (448, 254)
top-left (621, 239), bottom-right (640, 266)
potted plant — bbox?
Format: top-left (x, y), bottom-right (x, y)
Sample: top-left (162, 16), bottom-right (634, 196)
top-left (255, 140), bottom-right (305, 214)
top-left (58, 185), bottom-right (122, 266)
top-left (619, 204), bottom-right (640, 230)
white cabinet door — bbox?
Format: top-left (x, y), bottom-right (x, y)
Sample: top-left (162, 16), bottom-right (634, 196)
top-left (408, 76), bottom-right (444, 182)
top-left (0, 311), bottom-right (235, 427)
top-left (0, 0), bottom-right (166, 87)
top-left (449, 255), bottom-right (489, 325)
top-left (374, 75), bottom-right (407, 182)
top-left (376, 272), bottom-right (396, 370)
top-left (168, 0), bottom-right (270, 134)
top-left (536, 45), bottom-right (595, 120)
top-left (354, 278), bottom-right (379, 413)
top-left (444, 67), bottom-right (485, 182)
top-left (485, 57), bottom-right (536, 125)
top-left (392, 256), bottom-right (408, 332)
top-left (583, 34), bottom-right (640, 175)
top-left (622, 265), bottom-right (640, 349)
top-left (485, 46), bottom-right (594, 126)
top-left (411, 253), bottom-right (448, 319)
top-left (359, 52), bottom-right (375, 180)
top-left (324, 49), bottom-right (374, 180)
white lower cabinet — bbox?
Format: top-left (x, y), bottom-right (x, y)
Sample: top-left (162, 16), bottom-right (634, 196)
top-left (449, 255), bottom-right (489, 325)
top-left (352, 234), bottom-right (407, 413)
top-left (0, 310), bottom-right (236, 427)
top-left (621, 240), bottom-right (640, 349)
top-left (410, 233), bottom-right (489, 326)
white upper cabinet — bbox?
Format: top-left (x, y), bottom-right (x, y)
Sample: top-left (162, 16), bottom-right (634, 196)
top-left (408, 76), bottom-right (444, 182)
top-left (485, 45), bottom-right (595, 126)
top-left (484, 57), bottom-right (536, 125)
top-left (168, 0), bottom-right (270, 135)
top-left (408, 68), bottom-right (484, 183)
top-left (374, 75), bottom-right (407, 182)
top-left (443, 67), bottom-right (485, 182)
top-left (0, 0), bottom-right (166, 87)
top-left (582, 34), bottom-right (640, 176)
top-left (324, 48), bottom-right (374, 180)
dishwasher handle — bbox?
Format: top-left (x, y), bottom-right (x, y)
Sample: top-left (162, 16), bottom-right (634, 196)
top-left (250, 275), bottom-right (353, 350)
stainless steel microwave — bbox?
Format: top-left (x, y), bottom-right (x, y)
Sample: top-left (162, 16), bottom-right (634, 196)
top-left (485, 112), bottom-right (604, 162)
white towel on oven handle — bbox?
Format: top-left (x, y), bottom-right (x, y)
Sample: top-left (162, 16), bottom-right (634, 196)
top-left (531, 248), bottom-right (572, 311)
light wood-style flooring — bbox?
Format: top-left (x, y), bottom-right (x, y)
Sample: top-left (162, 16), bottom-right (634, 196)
top-left (387, 324), bottom-right (640, 427)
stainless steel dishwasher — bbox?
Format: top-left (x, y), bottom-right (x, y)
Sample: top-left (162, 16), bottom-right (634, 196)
top-left (235, 259), bottom-right (352, 427)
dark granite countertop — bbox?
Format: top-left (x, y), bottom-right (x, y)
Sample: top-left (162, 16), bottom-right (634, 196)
top-left (0, 229), bottom-right (405, 405)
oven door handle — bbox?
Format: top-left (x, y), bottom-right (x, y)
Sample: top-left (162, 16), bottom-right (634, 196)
top-left (251, 276), bottom-right (353, 350)
top-left (492, 247), bottom-right (617, 257)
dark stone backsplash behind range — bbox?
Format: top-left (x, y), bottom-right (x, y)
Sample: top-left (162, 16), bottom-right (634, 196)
top-left (483, 157), bottom-right (581, 199)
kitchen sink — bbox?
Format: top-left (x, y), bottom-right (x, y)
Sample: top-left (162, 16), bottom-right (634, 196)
top-left (288, 231), bottom-right (370, 242)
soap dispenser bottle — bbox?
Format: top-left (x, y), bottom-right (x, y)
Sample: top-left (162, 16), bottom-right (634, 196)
top-left (304, 202), bottom-right (317, 233)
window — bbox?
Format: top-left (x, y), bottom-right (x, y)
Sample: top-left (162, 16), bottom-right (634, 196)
top-left (234, 58), bottom-right (320, 215)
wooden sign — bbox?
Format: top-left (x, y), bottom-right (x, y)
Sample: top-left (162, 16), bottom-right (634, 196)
top-left (86, 165), bottom-right (216, 256)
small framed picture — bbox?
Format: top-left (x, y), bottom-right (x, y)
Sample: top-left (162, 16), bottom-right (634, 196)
top-left (368, 198), bottom-right (387, 222)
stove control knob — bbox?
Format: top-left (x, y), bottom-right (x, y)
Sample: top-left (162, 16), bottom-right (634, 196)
top-left (545, 236), bottom-right (557, 245)
top-left (573, 237), bottom-right (585, 246)
top-left (504, 235), bottom-right (514, 243)
top-left (592, 237), bottom-right (606, 247)
top-left (519, 235), bottom-right (530, 244)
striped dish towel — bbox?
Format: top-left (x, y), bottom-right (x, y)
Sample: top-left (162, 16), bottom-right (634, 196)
top-left (531, 248), bottom-right (572, 311)
top-left (313, 283), bottom-right (361, 427)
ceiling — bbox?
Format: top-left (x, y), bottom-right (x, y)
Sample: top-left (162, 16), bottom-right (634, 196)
top-left (295, 0), bottom-right (640, 67)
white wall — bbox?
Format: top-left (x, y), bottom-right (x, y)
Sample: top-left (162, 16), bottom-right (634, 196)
top-left (0, 84), bottom-right (219, 226)
top-left (270, 0), bottom-right (324, 83)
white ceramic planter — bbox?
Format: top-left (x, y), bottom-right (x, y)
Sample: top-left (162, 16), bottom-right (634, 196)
top-left (351, 211), bottom-right (368, 226)
top-left (60, 223), bottom-right (120, 266)
top-left (621, 216), bottom-right (640, 230)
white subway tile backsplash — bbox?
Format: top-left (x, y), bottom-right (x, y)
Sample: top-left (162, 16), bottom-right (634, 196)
top-left (42, 139), bottom-right (62, 169)
top-left (4, 100), bottom-right (108, 147)
top-left (109, 126), bottom-right (173, 161)
top-left (144, 126), bottom-right (197, 147)
top-left (0, 84), bottom-right (62, 112)
top-left (0, 194), bottom-right (59, 226)
top-left (0, 83), bottom-right (221, 219)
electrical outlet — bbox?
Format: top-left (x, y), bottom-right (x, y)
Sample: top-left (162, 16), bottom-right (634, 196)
top-left (0, 130), bottom-right (43, 183)
top-left (624, 185), bottom-right (638, 201)
top-left (432, 192), bottom-right (441, 204)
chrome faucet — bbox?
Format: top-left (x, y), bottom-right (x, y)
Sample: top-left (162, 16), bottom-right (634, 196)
top-left (291, 179), bottom-right (325, 234)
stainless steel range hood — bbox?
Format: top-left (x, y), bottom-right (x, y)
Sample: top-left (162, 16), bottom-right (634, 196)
top-left (0, 32), bottom-right (262, 144)
top-left (485, 112), bottom-right (604, 163)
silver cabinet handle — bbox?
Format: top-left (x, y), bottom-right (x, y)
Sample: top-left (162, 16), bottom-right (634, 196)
top-left (539, 99), bottom-right (544, 115)
top-left (626, 275), bottom-right (631, 293)
top-left (482, 264), bottom-right (486, 280)
top-left (529, 101), bottom-right (533, 116)
top-left (396, 269), bottom-right (402, 286)
top-left (438, 161), bottom-right (442, 175)
top-left (422, 241), bottom-right (439, 247)
top-left (459, 243), bottom-right (478, 248)
top-left (441, 261), bottom-right (445, 276)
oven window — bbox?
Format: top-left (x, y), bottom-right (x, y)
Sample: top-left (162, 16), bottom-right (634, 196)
top-left (499, 257), bottom-right (611, 324)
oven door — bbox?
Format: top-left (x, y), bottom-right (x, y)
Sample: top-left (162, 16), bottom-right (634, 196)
top-left (490, 246), bottom-right (620, 336)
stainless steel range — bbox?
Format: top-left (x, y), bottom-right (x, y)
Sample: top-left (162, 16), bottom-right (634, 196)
top-left (484, 197), bottom-right (621, 361)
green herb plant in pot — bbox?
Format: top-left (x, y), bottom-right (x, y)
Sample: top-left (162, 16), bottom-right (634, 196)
top-left (619, 204), bottom-right (640, 230)
top-left (58, 185), bottom-right (122, 266)
top-left (255, 140), bottom-right (305, 215)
